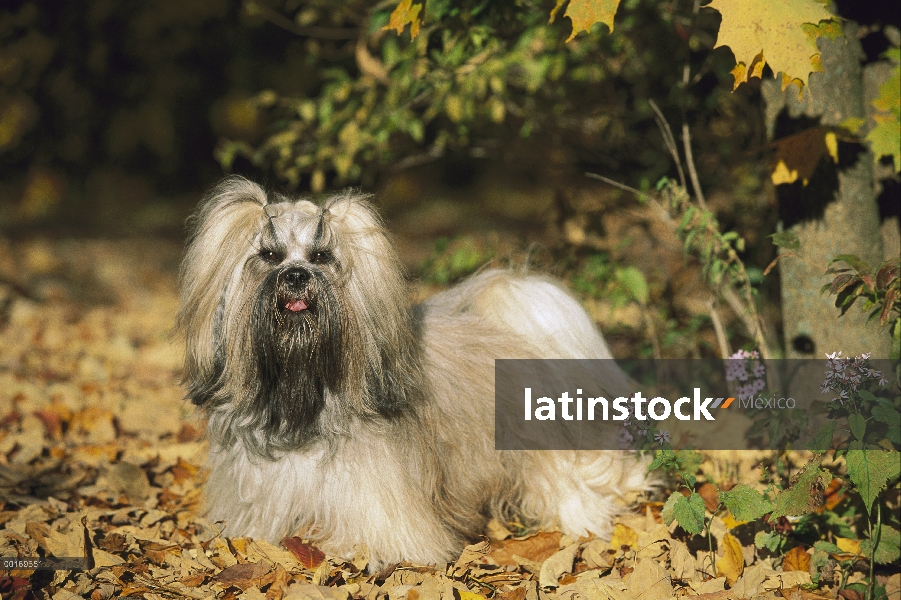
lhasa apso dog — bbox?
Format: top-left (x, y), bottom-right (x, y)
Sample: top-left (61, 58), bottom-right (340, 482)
top-left (177, 176), bottom-right (648, 568)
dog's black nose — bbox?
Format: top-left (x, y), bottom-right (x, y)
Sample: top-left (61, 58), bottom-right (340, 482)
top-left (282, 268), bottom-right (310, 290)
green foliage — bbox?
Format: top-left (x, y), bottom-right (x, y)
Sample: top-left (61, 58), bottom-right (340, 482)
top-left (823, 256), bottom-right (901, 358)
top-left (672, 491), bottom-right (706, 535)
top-left (862, 524), bottom-right (901, 565)
top-left (661, 490), bottom-right (706, 536)
top-left (846, 450), bottom-right (901, 516)
top-left (769, 459), bottom-right (832, 519)
top-left (419, 236), bottom-right (498, 285)
top-left (219, 0), bottom-right (743, 193)
top-left (571, 254), bottom-right (649, 308)
top-left (719, 484), bottom-right (774, 521)
top-left (648, 448), bottom-right (702, 488)
top-left (660, 181), bottom-right (749, 291)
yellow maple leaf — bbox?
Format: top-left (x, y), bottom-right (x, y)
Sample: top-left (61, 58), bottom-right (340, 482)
top-left (707, 0), bottom-right (837, 96)
top-left (383, 0), bottom-right (422, 40)
top-left (609, 523), bottom-right (638, 550)
top-left (716, 532), bottom-right (744, 585)
top-left (550, 0), bottom-right (621, 42)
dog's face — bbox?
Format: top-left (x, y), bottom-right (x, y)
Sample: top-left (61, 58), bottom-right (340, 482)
top-left (177, 178), bottom-right (420, 456)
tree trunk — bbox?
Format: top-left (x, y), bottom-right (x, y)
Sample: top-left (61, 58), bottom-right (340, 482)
top-left (763, 23), bottom-right (890, 359)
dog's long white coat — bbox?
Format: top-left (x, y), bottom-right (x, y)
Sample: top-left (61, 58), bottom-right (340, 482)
top-left (205, 270), bottom-right (647, 566)
top-left (181, 179), bottom-right (649, 568)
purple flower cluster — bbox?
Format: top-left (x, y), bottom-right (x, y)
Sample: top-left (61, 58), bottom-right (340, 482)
top-left (821, 351), bottom-right (887, 404)
top-left (617, 406), bottom-right (669, 448)
top-left (726, 349), bottom-right (766, 397)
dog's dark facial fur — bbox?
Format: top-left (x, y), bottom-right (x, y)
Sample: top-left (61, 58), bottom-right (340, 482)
top-left (243, 266), bottom-right (343, 455)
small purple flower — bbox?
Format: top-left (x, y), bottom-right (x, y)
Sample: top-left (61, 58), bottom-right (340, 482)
top-left (752, 362), bottom-right (766, 378)
top-left (654, 430), bottom-right (671, 446)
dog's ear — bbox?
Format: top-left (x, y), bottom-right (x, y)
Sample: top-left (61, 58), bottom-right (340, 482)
top-left (320, 192), bottom-right (408, 324)
top-left (177, 177), bottom-right (268, 402)
top-left (320, 193), bottom-right (420, 412)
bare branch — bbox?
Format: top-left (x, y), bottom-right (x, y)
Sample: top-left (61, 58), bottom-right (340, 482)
top-left (647, 99), bottom-right (687, 191)
top-left (708, 298), bottom-right (732, 359)
top-left (253, 5), bottom-right (358, 39)
top-left (681, 122), bottom-right (710, 212)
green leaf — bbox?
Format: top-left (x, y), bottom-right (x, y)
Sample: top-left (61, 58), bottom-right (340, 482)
top-left (754, 530), bottom-right (782, 552)
top-left (675, 449), bottom-right (703, 474)
top-left (813, 540), bottom-right (843, 554)
top-left (831, 254), bottom-right (871, 274)
top-left (661, 491), bottom-right (680, 526)
top-left (861, 525), bottom-right (901, 565)
top-left (849, 413), bottom-right (867, 441)
top-left (720, 484), bottom-right (774, 521)
top-left (809, 549), bottom-right (830, 584)
top-left (769, 231), bottom-right (800, 250)
top-left (615, 266), bottom-right (649, 305)
top-left (806, 421), bottom-right (836, 451)
top-left (873, 404), bottom-right (901, 427)
top-left (769, 461), bottom-right (831, 519)
top-left (673, 492), bottom-right (706, 536)
top-left (858, 389), bottom-right (879, 403)
top-left (846, 449), bottom-right (901, 515)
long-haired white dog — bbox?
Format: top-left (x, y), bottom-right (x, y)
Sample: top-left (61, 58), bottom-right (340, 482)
top-left (177, 177), bottom-right (648, 568)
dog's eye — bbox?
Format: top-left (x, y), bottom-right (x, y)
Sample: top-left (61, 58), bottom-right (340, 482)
top-left (310, 250), bottom-right (332, 264)
top-left (260, 249), bottom-right (282, 264)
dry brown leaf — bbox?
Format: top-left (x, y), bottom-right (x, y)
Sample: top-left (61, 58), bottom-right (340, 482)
top-left (698, 483), bottom-right (721, 513)
top-left (488, 531), bottom-right (562, 566)
top-left (538, 543), bottom-right (579, 589)
top-left (782, 546), bottom-right (810, 572)
top-left (770, 127), bottom-right (836, 186)
top-left (669, 540), bottom-right (697, 581)
top-left (266, 562), bottom-right (290, 600)
top-left (627, 557), bottom-right (674, 600)
top-left (582, 538), bottom-right (613, 569)
top-left (281, 537), bottom-right (325, 569)
top-left (451, 539), bottom-right (491, 577)
top-left (215, 562), bottom-right (271, 590)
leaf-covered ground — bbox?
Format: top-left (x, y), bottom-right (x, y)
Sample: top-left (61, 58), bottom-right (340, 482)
top-left (0, 236), bottom-right (898, 600)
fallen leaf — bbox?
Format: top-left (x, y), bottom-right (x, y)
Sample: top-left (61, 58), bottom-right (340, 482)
top-left (215, 562), bottom-right (271, 590)
top-left (782, 546), bottom-right (810, 572)
top-left (451, 539), bottom-right (490, 577)
top-left (835, 537), bottom-right (861, 555)
top-left (488, 531), bottom-right (561, 566)
top-left (627, 557), bottom-right (674, 600)
top-left (281, 537), bottom-right (325, 569)
top-left (538, 543), bottom-right (579, 588)
top-left (609, 523), bottom-right (637, 551)
top-left (716, 532), bottom-right (744, 585)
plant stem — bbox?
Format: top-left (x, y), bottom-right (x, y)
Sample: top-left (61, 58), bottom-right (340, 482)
top-left (867, 503), bottom-right (881, 600)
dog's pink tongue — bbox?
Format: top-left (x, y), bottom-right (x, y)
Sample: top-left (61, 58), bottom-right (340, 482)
top-left (285, 299), bottom-right (308, 312)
